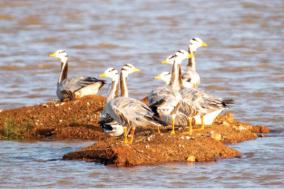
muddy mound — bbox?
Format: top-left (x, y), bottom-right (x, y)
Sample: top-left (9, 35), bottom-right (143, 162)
top-left (0, 95), bottom-right (269, 167)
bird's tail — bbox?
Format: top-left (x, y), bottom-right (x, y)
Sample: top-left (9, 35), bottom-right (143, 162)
top-left (82, 77), bottom-right (106, 88)
top-left (222, 98), bottom-right (234, 108)
top-left (148, 98), bottom-right (167, 126)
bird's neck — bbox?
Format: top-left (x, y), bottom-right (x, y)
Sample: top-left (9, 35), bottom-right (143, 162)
top-left (120, 72), bottom-right (128, 97)
top-left (178, 64), bottom-right (184, 89)
top-left (106, 76), bottom-right (120, 103)
top-left (169, 61), bottom-right (182, 91)
top-left (58, 58), bottom-right (68, 83)
top-left (187, 48), bottom-right (196, 71)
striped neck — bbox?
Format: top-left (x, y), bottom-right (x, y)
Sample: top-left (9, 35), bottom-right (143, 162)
top-left (58, 59), bottom-right (68, 83)
top-left (106, 75), bottom-right (119, 103)
top-left (187, 48), bottom-right (196, 71)
top-left (120, 71), bottom-right (128, 97)
top-left (178, 64), bottom-right (184, 89)
top-left (169, 60), bottom-right (181, 91)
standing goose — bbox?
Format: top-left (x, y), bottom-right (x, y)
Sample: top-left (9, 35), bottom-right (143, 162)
top-left (101, 64), bottom-right (166, 144)
top-left (148, 50), bottom-right (192, 135)
top-left (161, 54), bottom-right (234, 133)
top-left (98, 67), bottom-right (124, 137)
top-left (49, 50), bottom-right (105, 101)
top-left (183, 37), bottom-right (207, 88)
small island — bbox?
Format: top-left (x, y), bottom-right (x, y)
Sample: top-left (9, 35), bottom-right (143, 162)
top-left (0, 96), bottom-right (269, 167)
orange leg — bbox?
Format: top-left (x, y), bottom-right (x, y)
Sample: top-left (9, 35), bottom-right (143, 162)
top-left (129, 127), bottom-right (136, 144)
top-left (157, 126), bottom-right (161, 134)
top-left (201, 115), bottom-right (205, 130)
top-left (123, 127), bottom-right (128, 144)
top-left (170, 116), bottom-right (176, 135)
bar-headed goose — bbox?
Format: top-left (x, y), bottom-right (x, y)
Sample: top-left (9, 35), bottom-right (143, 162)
top-left (49, 50), bottom-right (105, 101)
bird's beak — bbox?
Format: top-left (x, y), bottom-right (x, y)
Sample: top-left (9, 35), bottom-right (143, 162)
top-left (201, 42), bottom-right (208, 47)
top-left (99, 73), bottom-right (108, 78)
top-left (161, 59), bottom-right (169, 64)
top-left (133, 68), bottom-right (140, 72)
top-left (154, 75), bottom-right (161, 80)
top-left (48, 52), bottom-right (56, 57)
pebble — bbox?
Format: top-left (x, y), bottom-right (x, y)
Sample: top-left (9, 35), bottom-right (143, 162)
top-left (222, 121), bottom-right (230, 127)
top-left (187, 155), bottom-right (196, 162)
top-left (210, 131), bottom-right (222, 141)
top-left (181, 136), bottom-right (192, 140)
top-left (42, 104), bottom-right (49, 108)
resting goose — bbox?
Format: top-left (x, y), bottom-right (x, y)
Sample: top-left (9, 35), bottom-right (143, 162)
top-left (98, 67), bottom-right (123, 137)
top-left (101, 64), bottom-right (165, 144)
top-left (49, 50), bottom-right (105, 101)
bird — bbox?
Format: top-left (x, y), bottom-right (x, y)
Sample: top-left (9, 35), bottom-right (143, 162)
top-left (148, 50), bottom-right (192, 135)
top-left (184, 37), bottom-right (208, 88)
top-left (154, 71), bottom-right (172, 85)
top-left (98, 67), bottom-right (124, 137)
top-left (100, 64), bottom-right (166, 144)
top-left (180, 87), bottom-right (234, 129)
top-left (161, 52), bottom-right (234, 133)
top-left (48, 50), bottom-right (105, 101)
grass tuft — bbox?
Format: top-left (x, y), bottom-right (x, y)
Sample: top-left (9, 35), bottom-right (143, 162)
top-left (1, 118), bottom-right (34, 140)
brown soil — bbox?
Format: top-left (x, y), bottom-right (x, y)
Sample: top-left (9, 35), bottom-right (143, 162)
top-left (0, 95), bottom-right (269, 167)
top-left (0, 96), bottom-right (106, 140)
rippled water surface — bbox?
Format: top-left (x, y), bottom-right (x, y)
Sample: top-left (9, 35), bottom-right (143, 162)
top-left (0, 0), bottom-right (283, 188)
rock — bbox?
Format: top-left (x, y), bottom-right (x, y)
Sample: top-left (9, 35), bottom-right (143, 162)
top-left (187, 155), bottom-right (196, 162)
top-left (210, 131), bottom-right (222, 141)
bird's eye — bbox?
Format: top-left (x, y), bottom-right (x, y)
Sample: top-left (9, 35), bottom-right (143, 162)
top-left (169, 54), bottom-right (177, 59)
top-left (192, 38), bottom-right (197, 41)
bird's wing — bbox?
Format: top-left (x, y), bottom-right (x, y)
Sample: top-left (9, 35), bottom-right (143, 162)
top-left (181, 88), bottom-right (228, 115)
top-left (182, 70), bottom-right (200, 87)
top-left (111, 97), bottom-right (165, 127)
top-left (148, 86), bottom-right (173, 106)
top-left (61, 76), bottom-right (105, 93)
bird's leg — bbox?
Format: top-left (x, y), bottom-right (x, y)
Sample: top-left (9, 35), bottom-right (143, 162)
top-left (157, 126), bottom-right (161, 134)
top-left (201, 115), bottom-right (205, 130)
top-left (170, 116), bottom-right (176, 135)
top-left (123, 127), bottom-right (128, 144)
top-left (129, 127), bottom-right (136, 144)
top-left (187, 117), bottom-right (193, 135)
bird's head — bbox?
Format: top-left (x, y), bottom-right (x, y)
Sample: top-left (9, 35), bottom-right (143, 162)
top-left (48, 49), bottom-right (68, 62)
top-left (188, 37), bottom-right (208, 52)
top-left (120, 64), bottom-right (140, 76)
top-left (161, 50), bottom-right (191, 65)
top-left (154, 71), bottom-right (171, 84)
top-left (99, 67), bottom-right (119, 80)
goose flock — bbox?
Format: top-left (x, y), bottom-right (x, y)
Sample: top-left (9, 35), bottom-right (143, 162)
top-left (49, 37), bottom-right (233, 144)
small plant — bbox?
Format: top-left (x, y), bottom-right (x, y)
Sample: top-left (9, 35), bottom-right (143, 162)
top-left (2, 118), bottom-right (34, 140)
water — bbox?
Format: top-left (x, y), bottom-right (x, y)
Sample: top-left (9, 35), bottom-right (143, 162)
top-left (0, 0), bottom-right (283, 188)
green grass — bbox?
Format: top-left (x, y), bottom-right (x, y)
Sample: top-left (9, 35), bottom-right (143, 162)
top-left (1, 118), bottom-right (34, 140)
